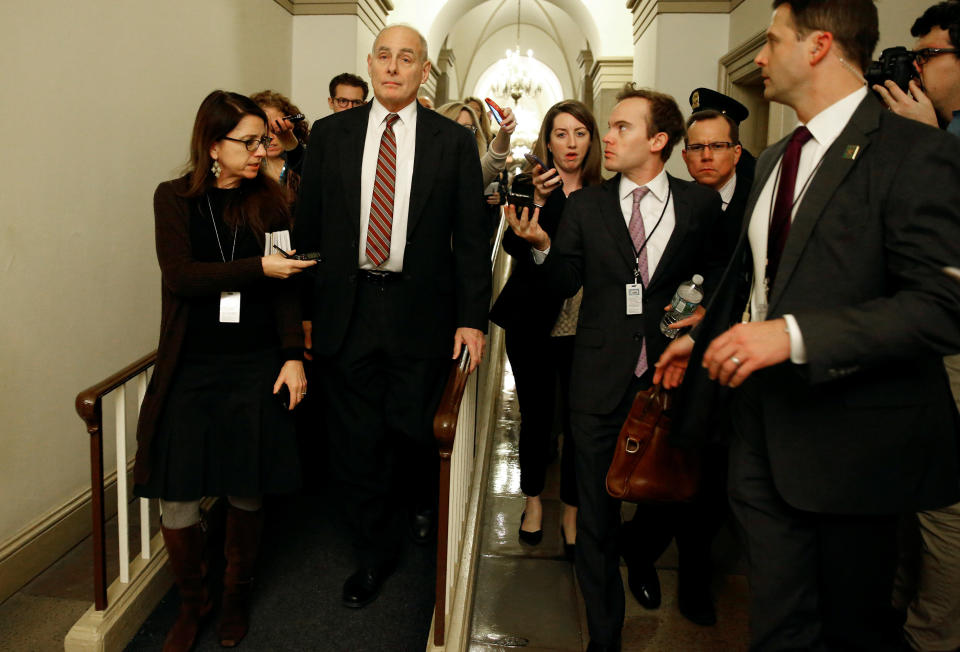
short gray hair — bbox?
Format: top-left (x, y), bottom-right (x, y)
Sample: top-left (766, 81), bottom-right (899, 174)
top-left (373, 24), bottom-right (429, 63)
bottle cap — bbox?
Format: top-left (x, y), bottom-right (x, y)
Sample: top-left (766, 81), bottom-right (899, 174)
top-left (692, 274), bottom-right (703, 285)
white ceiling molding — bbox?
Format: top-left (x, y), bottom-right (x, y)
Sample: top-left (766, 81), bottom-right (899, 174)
top-left (626, 0), bottom-right (737, 44)
top-left (273, 0), bottom-right (394, 35)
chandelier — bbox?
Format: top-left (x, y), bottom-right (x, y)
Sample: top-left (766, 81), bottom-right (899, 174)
top-left (489, 0), bottom-right (542, 103)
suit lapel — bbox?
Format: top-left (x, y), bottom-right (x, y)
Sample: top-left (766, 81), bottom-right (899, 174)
top-left (340, 103), bottom-right (372, 238)
top-left (647, 175), bottom-right (689, 293)
top-left (407, 103), bottom-right (442, 237)
top-left (768, 97), bottom-right (878, 311)
top-left (737, 137), bottom-right (788, 246)
top-left (599, 175), bottom-right (638, 272)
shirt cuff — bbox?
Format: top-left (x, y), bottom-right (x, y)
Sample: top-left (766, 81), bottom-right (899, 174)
top-left (783, 314), bottom-right (807, 364)
top-left (532, 247), bottom-right (550, 264)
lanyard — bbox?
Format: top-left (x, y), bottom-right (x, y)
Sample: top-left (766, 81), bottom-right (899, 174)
top-left (766, 144), bottom-right (826, 229)
top-left (632, 185), bottom-right (671, 288)
top-left (205, 194), bottom-right (238, 263)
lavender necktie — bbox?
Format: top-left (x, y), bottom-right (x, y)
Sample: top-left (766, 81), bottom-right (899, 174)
top-left (628, 186), bottom-right (650, 377)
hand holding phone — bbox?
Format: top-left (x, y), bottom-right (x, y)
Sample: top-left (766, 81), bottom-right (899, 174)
top-left (273, 245), bottom-right (322, 262)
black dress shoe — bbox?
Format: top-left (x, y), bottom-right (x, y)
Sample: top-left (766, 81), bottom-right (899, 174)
top-left (342, 565), bottom-right (392, 609)
top-left (518, 512), bottom-right (543, 545)
top-left (409, 507), bottom-right (436, 545)
top-left (586, 638), bottom-right (621, 651)
top-left (560, 523), bottom-right (576, 562)
top-left (678, 580), bottom-right (716, 626)
top-left (626, 563), bottom-right (661, 609)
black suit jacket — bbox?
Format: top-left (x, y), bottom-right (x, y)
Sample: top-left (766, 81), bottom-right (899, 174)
top-left (676, 95), bottom-right (960, 514)
top-left (293, 102), bottom-right (491, 359)
top-left (541, 173), bottom-right (724, 415)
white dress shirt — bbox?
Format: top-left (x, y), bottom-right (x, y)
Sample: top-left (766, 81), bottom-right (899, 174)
top-left (718, 173), bottom-right (737, 212)
top-left (746, 86), bottom-right (868, 363)
top-left (358, 98), bottom-right (418, 272)
top-left (618, 169), bottom-right (676, 280)
top-left (531, 168), bottom-right (676, 273)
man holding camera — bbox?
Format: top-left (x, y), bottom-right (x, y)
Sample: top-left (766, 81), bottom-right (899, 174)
top-left (873, 3), bottom-right (960, 650)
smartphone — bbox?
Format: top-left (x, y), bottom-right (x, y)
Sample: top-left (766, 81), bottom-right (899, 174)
top-left (281, 113), bottom-right (305, 122)
top-left (273, 244), bottom-right (322, 261)
top-left (484, 98), bottom-right (504, 125)
top-left (275, 384), bottom-right (290, 409)
top-left (523, 152), bottom-right (562, 188)
top-left (524, 152), bottom-right (546, 169)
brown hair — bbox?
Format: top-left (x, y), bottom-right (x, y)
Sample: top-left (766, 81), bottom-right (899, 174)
top-left (772, 0), bottom-right (879, 71)
top-left (327, 73), bottom-right (369, 101)
top-left (615, 85), bottom-right (685, 161)
top-left (463, 96), bottom-right (494, 145)
top-left (182, 90), bottom-right (287, 239)
top-left (437, 101), bottom-right (487, 157)
top-left (249, 89), bottom-right (309, 144)
top-left (684, 110), bottom-right (740, 146)
top-left (530, 100), bottom-right (603, 187)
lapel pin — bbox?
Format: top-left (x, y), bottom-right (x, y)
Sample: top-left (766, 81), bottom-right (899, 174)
top-left (842, 145), bottom-right (861, 160)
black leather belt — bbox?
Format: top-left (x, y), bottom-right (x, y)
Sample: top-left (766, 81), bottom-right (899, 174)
top-left (358, 269), bottom-right (402, 283)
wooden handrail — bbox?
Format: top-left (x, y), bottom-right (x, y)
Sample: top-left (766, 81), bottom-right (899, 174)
top-left (432, 209), bottom-right (508, 646)
top-left (75, 350), bottom-right (157, 611)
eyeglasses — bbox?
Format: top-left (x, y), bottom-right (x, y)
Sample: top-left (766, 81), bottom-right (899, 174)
top-left (462, 124), bottom-right (478, 134)
top-left (913, 47), bottom-right (960, 67)
top-left (333, 97), bottom-right (366, 108)
top-left (685, 141), bottom-right (737, 155)
top-left (222, 136), bottom-right (273, 152)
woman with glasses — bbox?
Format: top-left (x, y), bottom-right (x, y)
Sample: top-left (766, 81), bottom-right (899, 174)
top-left (490, 100), bottom-right (603, 558)
top-left (133, 90), bottom-right (315, 651)
top-left (250, 90), bottom-right (309, 203)
top-left (436, 101), bottom-right (516, 186)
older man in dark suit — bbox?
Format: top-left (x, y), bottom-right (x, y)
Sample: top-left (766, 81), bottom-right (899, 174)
top-left (508, 86), bottom-right (725, 652)
top-left (293, 25), bottom-right (490, 608)
top-left (656, 1), bottom-right (960, 649)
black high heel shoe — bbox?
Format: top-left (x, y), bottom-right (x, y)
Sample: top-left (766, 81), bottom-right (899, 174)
top-left (518, 512), bottom-right (543, 545)
top-left (560, 523), bottom-right (576, 562)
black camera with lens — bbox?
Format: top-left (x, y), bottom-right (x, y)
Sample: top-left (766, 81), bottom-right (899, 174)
top-left (865, 46), bottom-right (919, 93)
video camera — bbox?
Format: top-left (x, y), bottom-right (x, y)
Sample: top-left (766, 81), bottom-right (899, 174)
top-left (865, 46), bottom-right (919, 93)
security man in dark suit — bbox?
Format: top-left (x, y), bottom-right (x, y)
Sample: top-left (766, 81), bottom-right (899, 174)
top-left (293, 25), bottom-right (491, 608)
top-left (656, 1), bottom-right (960, 649)
top-left (507, 85), bottom-right (725, 652)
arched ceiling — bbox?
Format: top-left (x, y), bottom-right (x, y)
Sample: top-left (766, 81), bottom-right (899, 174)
top-left (446, 0), bottom-right (586, 99)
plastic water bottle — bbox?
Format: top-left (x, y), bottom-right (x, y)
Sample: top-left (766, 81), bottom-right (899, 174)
top-left (660, 274), bottom-right (704, 339)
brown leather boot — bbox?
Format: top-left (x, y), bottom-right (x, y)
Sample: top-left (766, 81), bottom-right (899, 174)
top-left (161, 522), bottom-right (213, 652)
top-left (218, 504), bottom-right (263, 647)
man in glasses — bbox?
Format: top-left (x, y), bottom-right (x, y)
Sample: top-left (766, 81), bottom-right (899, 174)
top-left (682, 90), bottom-right (756, 257)
top-left (873, 1), bottom-right (960, 134)
top-left (873, 3), bottom-right (960, 650)
top-left (327, 72), bottom-right (369, 113)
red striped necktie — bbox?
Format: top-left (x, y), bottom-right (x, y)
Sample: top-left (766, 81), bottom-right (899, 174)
top-left (366, 113), bottom-right (400, 267)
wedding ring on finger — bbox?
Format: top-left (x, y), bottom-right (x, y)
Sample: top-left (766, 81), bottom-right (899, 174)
top-left (730, 356), bottom-right (742, 366)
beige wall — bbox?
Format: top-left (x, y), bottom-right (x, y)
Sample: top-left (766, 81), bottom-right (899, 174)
top-left (0, 0), bottom-right (291, 548)
top-left (291, 15), bottom-right (376, 125)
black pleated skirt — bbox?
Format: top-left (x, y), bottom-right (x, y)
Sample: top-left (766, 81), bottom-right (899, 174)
top-left (134, 348), bottom-right (301, 501)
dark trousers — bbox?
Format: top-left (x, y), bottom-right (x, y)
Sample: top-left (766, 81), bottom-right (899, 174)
top-left (506, 329), bottom-right (578, 505)
top-left (571, 374), bottom-right (650, 645)
top-left (729, 379), bottom-right (902, 651)
top-left (317, 276), bottom-right (447, 567)
top-left (621, 443), bottom-right (729, 587)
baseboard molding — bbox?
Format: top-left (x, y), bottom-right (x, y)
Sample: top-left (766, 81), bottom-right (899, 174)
top-left (0, 466), bottom-right (128, 605)
top-left (63, 533), bottom-right (172, 652)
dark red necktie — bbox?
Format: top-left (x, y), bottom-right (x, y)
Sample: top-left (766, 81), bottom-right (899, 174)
top-left (766, 125), bottom-right (813, 287)
top-left (366, 113), bottom-right (400, 267)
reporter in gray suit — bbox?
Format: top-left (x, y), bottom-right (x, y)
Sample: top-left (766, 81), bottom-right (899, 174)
top-left (656, 1), bottom-right (960, 649)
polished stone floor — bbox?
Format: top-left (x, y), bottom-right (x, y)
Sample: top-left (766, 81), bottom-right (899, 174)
top-left (468, 361), bottom-right (751, 651)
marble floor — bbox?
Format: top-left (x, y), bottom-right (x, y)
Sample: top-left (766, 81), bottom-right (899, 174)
top-left (467, 361), bottom-right (751, 652)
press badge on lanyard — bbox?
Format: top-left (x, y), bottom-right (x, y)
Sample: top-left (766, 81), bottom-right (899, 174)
top-left (220, 292), bottom-right (241, 323)
top-left (626, 281), bottom-right (643, 314)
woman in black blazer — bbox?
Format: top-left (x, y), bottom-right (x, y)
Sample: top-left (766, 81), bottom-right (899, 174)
top-left (489, 100), bottom-right (602, 555)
